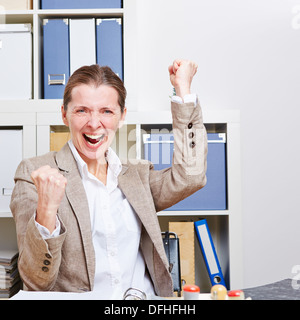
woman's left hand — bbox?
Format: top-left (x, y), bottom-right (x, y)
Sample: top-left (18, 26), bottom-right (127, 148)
top-left (168, 59), bottom-right (198, 99)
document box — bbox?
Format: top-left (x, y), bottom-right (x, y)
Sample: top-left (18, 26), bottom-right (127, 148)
top-left (0, 24), bottom-right (32, 99)
top-left (96, 18), bottom-right (123, 80)
top-left (41, 0), bottom-right (122, 9)
top-left (43, 19), bottom-right (70, 99)
top-left (143, 132), bottom-right (227, 210)
top-left (0, 129), bottom-right (23, 213)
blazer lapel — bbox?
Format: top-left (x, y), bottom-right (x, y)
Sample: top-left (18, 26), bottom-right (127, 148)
top-left (55, 144), bottom-right (95, 289)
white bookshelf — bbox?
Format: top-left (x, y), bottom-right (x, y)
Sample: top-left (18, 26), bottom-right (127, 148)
top-left (0, 0), bottom-right (243, 292)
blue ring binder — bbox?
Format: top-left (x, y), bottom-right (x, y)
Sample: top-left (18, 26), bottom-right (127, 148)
top-left (194, 219), bottom-right (226, 288)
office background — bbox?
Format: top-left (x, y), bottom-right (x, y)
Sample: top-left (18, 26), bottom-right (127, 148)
top-left (129, 0), bottom-right (300, 288)
top-left (0, 0), bottom-right (299, 292)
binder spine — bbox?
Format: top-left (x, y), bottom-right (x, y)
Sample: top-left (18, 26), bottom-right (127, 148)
top-left (194, 219), bottom-right (226, 287)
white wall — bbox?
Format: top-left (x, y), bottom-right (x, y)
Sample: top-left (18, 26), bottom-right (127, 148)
top-left (130, 0), bottom-right (300, 288)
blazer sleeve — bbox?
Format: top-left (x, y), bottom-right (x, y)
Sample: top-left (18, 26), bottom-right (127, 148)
top-left (10, 158), bottom-right (67, 291)
top-left (149, 99), bottom-right (208, 212)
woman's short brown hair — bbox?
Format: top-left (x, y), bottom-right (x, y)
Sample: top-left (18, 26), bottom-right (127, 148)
top-left (63, 65), bottom-right (126, 113)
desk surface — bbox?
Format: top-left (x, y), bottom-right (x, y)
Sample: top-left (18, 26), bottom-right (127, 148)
top-left (243, 279), bottom-right (300, 300)
top-left (5, 279), bottom-right (300, 300)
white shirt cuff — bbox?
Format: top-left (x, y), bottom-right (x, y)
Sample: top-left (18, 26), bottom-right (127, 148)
top-left (171, 93), bottom-right (198, 106)
top-left (34, 212), bottom-right (61, 239)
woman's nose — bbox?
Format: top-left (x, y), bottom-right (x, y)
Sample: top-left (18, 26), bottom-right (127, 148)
top-left (87, 113), bottom-right (102, 128)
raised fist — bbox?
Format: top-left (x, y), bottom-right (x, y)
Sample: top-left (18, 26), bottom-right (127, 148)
top-left (31, 165), bottom-right (67, 233)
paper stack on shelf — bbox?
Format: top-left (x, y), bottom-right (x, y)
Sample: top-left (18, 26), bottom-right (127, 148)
top-left (0, 250), bottom-right (21, 298)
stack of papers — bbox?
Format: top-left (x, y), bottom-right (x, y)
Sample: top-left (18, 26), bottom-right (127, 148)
top-left (0, 250), bottom-right (21, 298)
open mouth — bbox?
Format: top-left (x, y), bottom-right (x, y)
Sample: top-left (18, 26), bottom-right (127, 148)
top-left (83, 133), bottom-right (106, 146)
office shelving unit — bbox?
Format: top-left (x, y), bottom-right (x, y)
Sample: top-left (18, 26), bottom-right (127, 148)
top-left (2, 4), bottom-right (124, 99)
top-left (0, 0), bottom-right (243, 292)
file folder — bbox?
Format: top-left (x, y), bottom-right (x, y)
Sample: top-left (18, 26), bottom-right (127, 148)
top-left (0, 0), bottom-right (32, 10)
top-left (43, 19), bottom-right (70, 99)
top-left (69, 19), bottom-right (96, 75)
top-left (41, 0), bottom-right (122, 9)
top-left (50, 132), bottom-right (70, 152)
top-left (169, 221), bottom-right (195, 287)
top-left (194, 219), bottom-right (226, 287)
top-left (96, 18), bottom-right (123, 80)
top-left (143, 132), bottom-right (227, 210)
top-left (0, 130), bottom-right (23, 213)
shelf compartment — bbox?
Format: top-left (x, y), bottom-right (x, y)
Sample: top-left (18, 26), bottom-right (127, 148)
top-left (158, 215), bottom-right (230, 292)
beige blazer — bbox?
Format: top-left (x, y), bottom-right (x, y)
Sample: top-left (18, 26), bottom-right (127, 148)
top-left (10, 101), bottom-right (207, 297)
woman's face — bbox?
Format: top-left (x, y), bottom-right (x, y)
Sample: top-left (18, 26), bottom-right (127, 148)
top-left (61, 83), bottom-right (126, 164)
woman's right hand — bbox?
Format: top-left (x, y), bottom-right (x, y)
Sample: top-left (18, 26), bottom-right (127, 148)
top-left (31, 165), bottom-right (67, 233)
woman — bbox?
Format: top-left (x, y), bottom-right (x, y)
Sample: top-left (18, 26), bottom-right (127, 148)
top-left (10, 60), bottom-right (207, 299)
